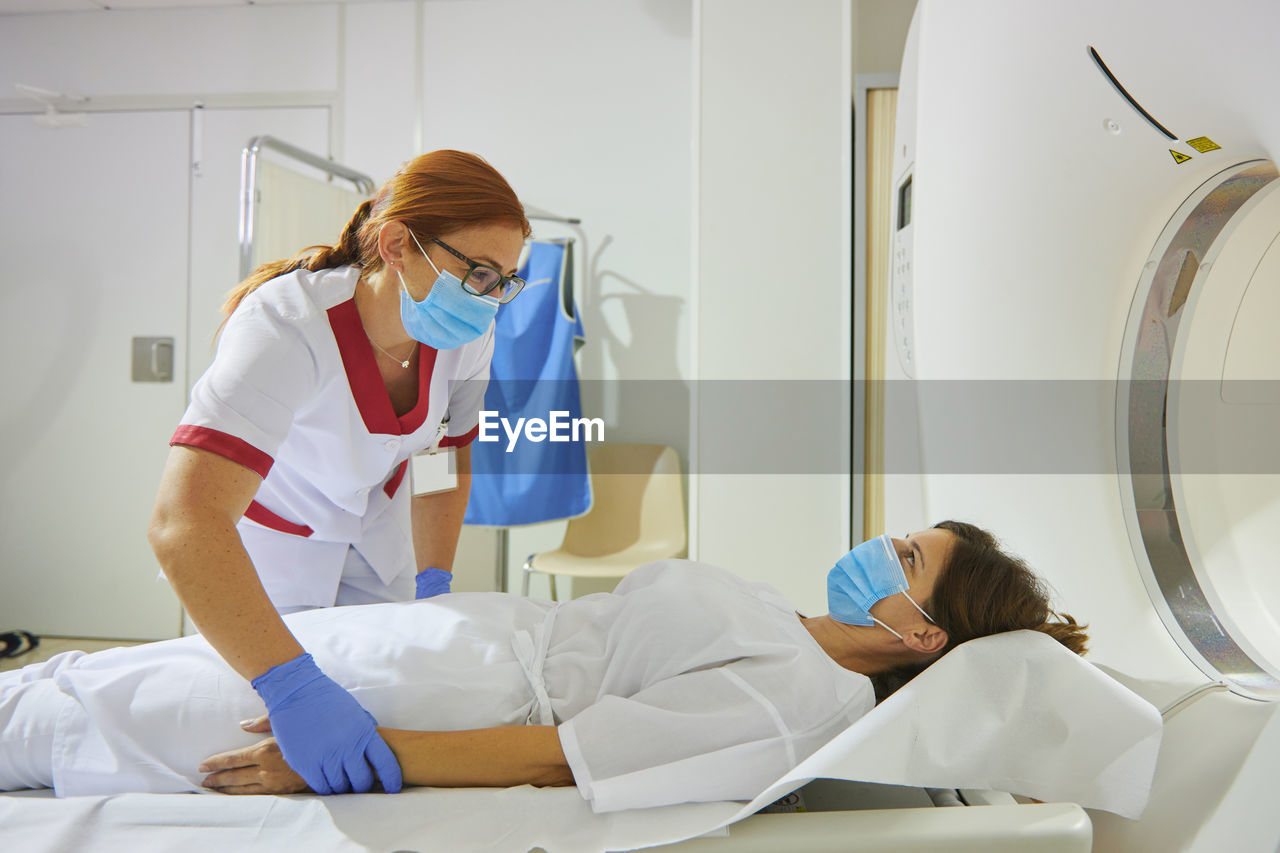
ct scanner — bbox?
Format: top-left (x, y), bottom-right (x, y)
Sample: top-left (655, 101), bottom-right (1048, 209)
top-left (886, 0), bottom-right (1280, 849)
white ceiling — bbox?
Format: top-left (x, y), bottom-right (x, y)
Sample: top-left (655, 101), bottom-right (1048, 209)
top-left (0, 0), bottom-right (411, 14)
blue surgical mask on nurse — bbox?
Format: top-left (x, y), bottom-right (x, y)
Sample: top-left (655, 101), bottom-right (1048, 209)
top-left (827, 534), bottom-right (936, 640)
top-left (397, 229), bottom-right (499, 350)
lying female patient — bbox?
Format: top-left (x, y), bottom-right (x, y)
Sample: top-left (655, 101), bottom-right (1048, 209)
top-left (0, 521), bottom-right (1086, 813)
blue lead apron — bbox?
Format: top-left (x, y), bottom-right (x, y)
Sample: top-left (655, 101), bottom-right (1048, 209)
top-left (465, 239), bottom-right (592, 526)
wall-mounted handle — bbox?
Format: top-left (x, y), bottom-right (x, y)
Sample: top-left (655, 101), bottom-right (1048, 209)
top-left (132, 336), bottom-right (175, 383)
top-left (151, 339), bottom-right (173, 380)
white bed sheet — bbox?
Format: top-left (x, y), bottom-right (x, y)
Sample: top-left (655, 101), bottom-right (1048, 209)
top-left (0, 785), bottom-right (743, 853)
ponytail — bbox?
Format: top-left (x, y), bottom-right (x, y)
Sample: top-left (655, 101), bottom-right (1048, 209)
top-left (218, 198), bottom-right (375, 334)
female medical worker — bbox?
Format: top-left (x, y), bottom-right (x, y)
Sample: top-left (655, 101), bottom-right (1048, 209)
top-left (147, 150), bottom-right (531, 797)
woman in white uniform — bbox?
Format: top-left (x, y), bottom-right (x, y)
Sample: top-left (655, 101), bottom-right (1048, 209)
top-left (146, 150), bottom-right (530, 797)
top-left (2, 523), bottom-right (1088, 812)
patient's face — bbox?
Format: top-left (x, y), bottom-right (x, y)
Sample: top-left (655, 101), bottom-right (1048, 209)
top-left (871, 527), bottom-right (955, 627)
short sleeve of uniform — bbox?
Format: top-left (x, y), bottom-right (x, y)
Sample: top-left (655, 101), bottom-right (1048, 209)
top-left (441, 323), bottom-right (494, 448)
top-left (170, 301), bottom-right (318, 477)
top-left (557, 658), bottom-right (872, 813)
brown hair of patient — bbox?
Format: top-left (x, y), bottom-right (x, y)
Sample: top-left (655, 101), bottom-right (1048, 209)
top-left (872, 520), bottom-right (1089, 703)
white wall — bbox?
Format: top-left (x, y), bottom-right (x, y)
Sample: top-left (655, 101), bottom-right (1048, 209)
top-left (0, 5), bottom-right (340, 97)
top-left (852, 0), bottom-right (917, 76)
top-left (696, 0), bottom-right (852, 615)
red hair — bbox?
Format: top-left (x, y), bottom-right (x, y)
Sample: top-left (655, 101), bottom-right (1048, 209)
top-left (220, 150), bottom-right (530, 328)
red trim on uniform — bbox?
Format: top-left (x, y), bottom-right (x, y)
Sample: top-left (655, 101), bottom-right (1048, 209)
top-left (327, 299), bottom-right (437, 436)
top-left (328, 300), bottom-right (399, 435)
top-left (170, 425), bottom-right (273, 479)
top-left (383, 459), bottom-right (408, 499)
top-left (400, 344), bottom-right (436, 434)
top-left (440, 424), bottom-right (480, 448)
top-left (244, 500), bottom-right (314, 538)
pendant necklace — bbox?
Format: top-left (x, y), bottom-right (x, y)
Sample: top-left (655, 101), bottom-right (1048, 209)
top-left (371, 338), bottom-right (414, 369)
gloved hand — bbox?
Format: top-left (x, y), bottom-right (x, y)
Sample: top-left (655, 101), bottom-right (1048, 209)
top-left (250, 653), bottom-right (402, 795)
top-left (415, 567), bottom-right (453, 599)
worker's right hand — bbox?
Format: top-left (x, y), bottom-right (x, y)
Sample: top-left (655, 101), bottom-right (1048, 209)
top-left (250, 653), bottom-right (403, 795)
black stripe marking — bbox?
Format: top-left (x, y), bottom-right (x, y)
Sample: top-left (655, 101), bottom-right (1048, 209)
top-left (1089, 46), bottom-right (1178, 141)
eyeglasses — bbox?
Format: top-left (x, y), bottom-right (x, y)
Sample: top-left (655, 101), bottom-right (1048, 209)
top-left (430, 237), bottom-right (526, 304)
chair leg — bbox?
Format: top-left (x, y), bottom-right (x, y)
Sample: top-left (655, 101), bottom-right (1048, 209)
top-left (521, 554), bottom-right (537, 597)
top-left (521, 555), bottom-right (558, 601)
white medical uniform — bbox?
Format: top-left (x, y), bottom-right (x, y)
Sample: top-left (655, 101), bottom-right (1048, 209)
top-left (0, 561), bottom-right (874, 812)
top-left (171, 265), bottom-right (492, 609)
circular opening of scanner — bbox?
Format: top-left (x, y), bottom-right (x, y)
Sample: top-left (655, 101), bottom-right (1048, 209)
top-left (1119, 160), bottom-right (1280, 700)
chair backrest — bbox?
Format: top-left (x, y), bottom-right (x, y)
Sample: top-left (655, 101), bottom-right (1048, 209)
top-left (561, 443), bottom-right (687, 559)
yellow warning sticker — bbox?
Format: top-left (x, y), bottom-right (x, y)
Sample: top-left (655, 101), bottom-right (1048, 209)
top-left (1186, 136), bottom-right (1222, 153)
top-left (1170, 149), bottom-right (1192, 165)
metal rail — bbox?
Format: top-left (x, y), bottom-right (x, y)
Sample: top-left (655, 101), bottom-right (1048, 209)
top-left (238, 135), bottom-right (377, 280)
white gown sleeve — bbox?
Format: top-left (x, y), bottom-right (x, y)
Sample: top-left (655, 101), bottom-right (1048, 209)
top-left (173, 298), bottom-right (318, 470)
top-left (557, 659), bottom-right (871, 813)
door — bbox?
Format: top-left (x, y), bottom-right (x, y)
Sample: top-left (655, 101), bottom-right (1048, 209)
top-left (0, 111), bottom-right (190, 639)
top-left (0, 105), bottom-right (334, 639)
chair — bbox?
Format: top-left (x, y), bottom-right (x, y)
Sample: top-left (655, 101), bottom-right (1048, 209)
top-left (521, 443), bottom-right (687, 600)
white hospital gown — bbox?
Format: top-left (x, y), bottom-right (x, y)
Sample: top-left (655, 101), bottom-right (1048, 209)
top-left (22, 561), bottom-right (874, 811)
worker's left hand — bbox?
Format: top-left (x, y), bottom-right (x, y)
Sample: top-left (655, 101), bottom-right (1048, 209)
top-left (198, 717), bottom-right (310, 795)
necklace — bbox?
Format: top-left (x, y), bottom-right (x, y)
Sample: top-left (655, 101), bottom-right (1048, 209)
top-left (370, 338), bottom-right (415, 369)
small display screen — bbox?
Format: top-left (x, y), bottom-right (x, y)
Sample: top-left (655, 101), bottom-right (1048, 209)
top-left (898, 176), bottom-right (912, 230)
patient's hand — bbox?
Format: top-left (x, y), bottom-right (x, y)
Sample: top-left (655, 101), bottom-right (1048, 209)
top-left (199, 716), bottom-right (311, 795)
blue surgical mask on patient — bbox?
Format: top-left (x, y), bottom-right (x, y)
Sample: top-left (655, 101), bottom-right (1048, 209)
top-left (827, 533), bottom-right (936, 639)
top-left (396, 231), bottom-right (499, 350)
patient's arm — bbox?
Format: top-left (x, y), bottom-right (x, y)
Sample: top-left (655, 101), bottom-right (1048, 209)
top-left (380, 726), bottom-right (574, 789)
top-left (200, 717), bottom-right (574, 795)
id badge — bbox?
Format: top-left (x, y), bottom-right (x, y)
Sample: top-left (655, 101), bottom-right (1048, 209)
top-left (411, 419), bottom-right (457, 496)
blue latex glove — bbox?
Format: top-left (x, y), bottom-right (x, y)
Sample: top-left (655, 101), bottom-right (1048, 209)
top-left (250, 653), bottom-right (402, 795)
top-left (415, 567), bottom-right (453, 599)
